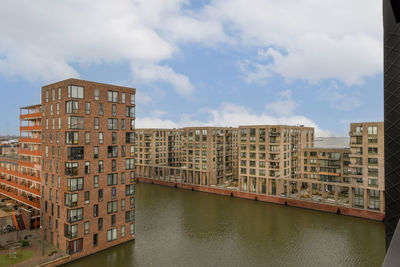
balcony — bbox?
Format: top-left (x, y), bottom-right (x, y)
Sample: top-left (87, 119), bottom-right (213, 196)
top-left (0, 187), bottom-right (40, 209)
top-left (20, 125), bottom-right (41, 131)
top-left (349, 131), bottom-right (363, 136)
top-left (0, 178), bottom-right (40, 196)
top-left (19, 149), bottom-right (41, 157)
top-left (0, 167), bottom-right (40, 182)
top-left (19, 138), bottom-right (41, 144)
top-left (20, 112), bottom-right (41, 120)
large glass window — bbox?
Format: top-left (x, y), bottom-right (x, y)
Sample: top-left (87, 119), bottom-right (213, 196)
top-left (107, 200), bottom-right (118, 214)
top-left (126, 106), bottom-right (135, 118)
top-left (107, 228), bottom-right (117, 241)
top-left (65, 162), bottom-right (79, 176)
top-left (66, 132), bottom-right (79, 144)
top-left (67, 177), bottom-right (83, 191)
top-left (125, 210), bottom-right (135, 223)
top-left (65, 193), bottom-right (78, 207)
top-left (68, 116), bottom-right (84, 129)
top-left (68, 85), bottom-right (84, 99)
top-left (107, 173), bottom-right (118, 186)
top-left (68, 147), bottom-right (84, 160)
top-left (108, 91), bottom-right (118, 102)
top-left (66, 101), bottom-right (79, 114)
top-left (108, 119), bottom-right (118, 130)
top-left (67, 208), bottom-right (83, 223)
top-left (108, 146), bottom-right (118, 158)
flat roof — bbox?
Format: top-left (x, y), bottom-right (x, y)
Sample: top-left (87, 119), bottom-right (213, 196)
top-left (42, 78), bottom-right (136, 90)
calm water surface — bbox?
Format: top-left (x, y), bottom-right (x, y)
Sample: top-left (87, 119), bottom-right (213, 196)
top-left (66, 183), bottom-right (385, 267)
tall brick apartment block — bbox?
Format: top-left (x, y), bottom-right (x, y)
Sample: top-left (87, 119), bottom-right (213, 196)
top-left (348, 122), bottom-right (385, 212)
top-left (238, 125), bottom-right (314, 195)
top-left (40, 79), bottom-right (136, 258)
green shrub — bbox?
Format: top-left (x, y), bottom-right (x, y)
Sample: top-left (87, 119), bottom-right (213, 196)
top-left (20, 240), bottom-right (29, 247)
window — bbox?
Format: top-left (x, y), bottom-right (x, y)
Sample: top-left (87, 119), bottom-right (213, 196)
top-left (121, 172), bottom-right (126, 184)
top-left (107, 228), bottom-right (117, 241)
top-left (67, 177), bottom-right (83, 192)
top-left (368, 126), bottom-right (378, 135)
top-left (130, 223), bottom-right (135, 235)
top-left (130, 197), bottom-right (135, 209)
top-left (108, 91), bottom-right (118, 103)
top-left (94, 88), bottom-right (100, 101)
top-left (58, 88), bottom-right (61, 100)
top-left (112, 160), bottom-right (117, 172)
top-left (50, 104), bottom-right (53, 115)
top-left (126, 106), bottom-right (135, 117)
top-left (126, 159), bottom-right (134, 170)
top-left (98, 218), bottom-right (103, 230)
top-left (85, 102), bottom-right (91, 114)
top-left (64, 223), bottom-right (78, 239)
top-left (107, 173), bottom-right (118, 186)
top-left (125, 210), bottom-right (135, 223)
top-left (112, 132), bottom-right (117, 144)
top-left (122, 93), bottom-right (126, 104)
top-left (107, 200), bottom-right (118, 214)
top-left (126, 184), bottom-right (135, 196)
top-left (111, 187), bottom-right (117, 199)
top-left (94, 146), bottom-right (99, 159)
top-left (93, 204), bottom-right (98, 217)
top-left (130, 94), bottom-right (135, 105)
top-left (65, 162), bottom-right (79, 176)
top-left (66, 132), bottom-right (79, 144)
top-left (66, 238), bottom-right (83, 254)
top-left (121, 119), bottom-right (126, 130)
top-left (130, 120), bottom-right (135, 130)
top-left (108, 146), bottom-right (118, 158)
top-left (84, 191), bottom-right (90, 204)
top-left (99, 103), bottom-right (104, 116)
top-left (112, 104), bottom-right (117, 116)
top-left (368, 147), bottom-right (378, 155)
top-left (126, 132), bottom-right (134, 144)
top-left (121, 146), bottom-right (126, 157)
top-left (121, 225), bottom-right (125, 238)
top-left (93, 234), bottom-right (98, 246)
top-left (85, 162), bottom-right (90, 174)
top-left (130, 171), bottom-right (135, 183)
top-left (68, 116), bottom-right (84, 129)
top-left (121, 199), bottom-right (126, 211)
top-left (67, 208), bottom-right (83, 223)
top-left (368, 158), bottom-right (378, 165)
top-left (68, 85), bottom-right (84, 99)
top-left (98, 189), bottom-right (103, 202)
top-left (66, 101), bottom-right (79, 114)
top-left (68, 147), bottom-right (84, 160)
top-left (65, 193), bottom-right (78, 207)
top-left (45, 90), bottom-right (49, 102)
top-left (94, 118), bottom-right (99, 130)
top-left (111, 214), bottom-right (116, 226)
top-left (84, 221), bottom-right (90, 235)
top-left (99, 160), bottom-right (104, 173)
top-left (108, 119), bottom-right (118, 130)
top-left (85, 132), bottom-right (90, 144)
top-left (94, 175), bottom-right (99, 188)
top-left (99, 132), bottom-right (104, 144)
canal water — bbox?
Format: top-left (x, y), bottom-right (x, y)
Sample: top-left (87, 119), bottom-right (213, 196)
top-left (65, 183), bottom-right (385, 267)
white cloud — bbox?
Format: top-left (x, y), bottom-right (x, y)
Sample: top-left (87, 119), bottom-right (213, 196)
top-left (265, 90), bottom-right (298, 116)
top-left (131, 63), bottom-right (194, 95)
top-left (0, 0), bottom-right (194, 94)
top-left (0, 0), bottom-right (382, 92)
top-left (203, 0), bottom-right (382, 85)
top-left (136, 102), bottom-right (330, 137)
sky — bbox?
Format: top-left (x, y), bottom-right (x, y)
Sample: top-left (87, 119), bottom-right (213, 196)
top-left (0, 0), bottom-right (383, 137)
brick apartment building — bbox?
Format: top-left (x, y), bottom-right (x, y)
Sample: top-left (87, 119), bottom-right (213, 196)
top-left (39, 79), bottom-right (136, 258)
top-left (135, 127), bottom-right (238, 186)
top-left (238, 125), bottom-right (314, 196)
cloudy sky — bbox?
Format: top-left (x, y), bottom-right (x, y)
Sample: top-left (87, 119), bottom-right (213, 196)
top-left (0, 0), bottom-right (383, 136)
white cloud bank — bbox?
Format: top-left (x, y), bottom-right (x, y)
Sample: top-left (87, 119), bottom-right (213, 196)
top-left (0, 0), bottom-right (382, 91)
top-left (137, 90), bottom-right (331, 137)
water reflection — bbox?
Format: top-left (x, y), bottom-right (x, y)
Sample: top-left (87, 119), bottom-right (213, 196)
top-left (65, 183), bottom-right (385, 267)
